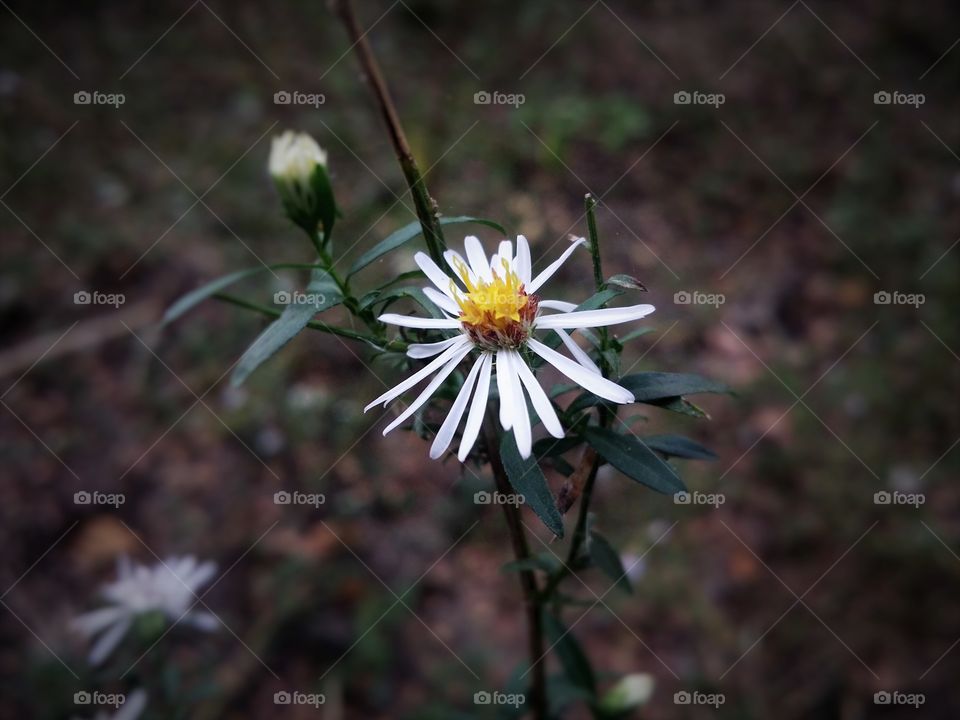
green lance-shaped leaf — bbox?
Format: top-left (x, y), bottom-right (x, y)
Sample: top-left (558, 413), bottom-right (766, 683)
top-left (642, 434), bottom-right (718, 460)
top-left (605, 273), bottom-right (646, 291)
top-left (230, 269), bottom-right (343, 387)
top-left (163, 263), bottom-right (324, 324)
top-left (500, 433), bottom-right (565, 538)
top-left (567, 371), bottom-right (731, 415)
top-left (348, 216), bottom-right (506, 277)
top-left (542, 613), bottom-right (597, 696)
top-left (587, 529), bottom-right (632, 594)
top-left (583, 426), bottom-right (687, 495)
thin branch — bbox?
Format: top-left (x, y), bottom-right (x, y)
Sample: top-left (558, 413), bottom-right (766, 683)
top-left (483, 413), bottom-right (547, 720)
top-left (331, 0), bottom-right (447, 266)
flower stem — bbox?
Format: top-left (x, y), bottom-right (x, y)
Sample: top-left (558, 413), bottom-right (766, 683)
top-left (542, 195), bottom-right (615, 600)
top-left (483, 413), bottom-right (547, 720)
top-left (332, 0), bottom-right (447, 267)
top-left (585, 193), bottom-right (604, 290)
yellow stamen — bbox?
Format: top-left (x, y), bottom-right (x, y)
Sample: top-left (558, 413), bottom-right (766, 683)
top-left (452, 257), bottom-right (528, 332)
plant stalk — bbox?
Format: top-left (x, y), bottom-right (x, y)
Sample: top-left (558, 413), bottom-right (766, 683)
top-left (332, 0), bottom-right (447, 266)
top-left (483, 414), bottom-right (547, 720)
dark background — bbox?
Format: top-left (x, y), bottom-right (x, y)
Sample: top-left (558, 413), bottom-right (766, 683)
top-left (1, 1), bottom-right (959, 718)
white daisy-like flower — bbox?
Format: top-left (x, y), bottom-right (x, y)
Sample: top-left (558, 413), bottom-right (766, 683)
top-left (365, 235), bottom-right (655, 461)
top-left (71, 556), bottom-right (219, 666)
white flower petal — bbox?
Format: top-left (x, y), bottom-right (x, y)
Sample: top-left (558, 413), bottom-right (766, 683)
top-left (528, 338), bottom-right (635, 404)
top-left (382, 343), bottom-right (473, 434)
top-left (415, 251), bottom-right (458, 298)
top-left (458, 352), bottom-right (493, 461)
top-left (497, 239), bottom-right (513, 268)
top-left (495, 350), bottom-right (515, 430)
top-left (88, 615), bottom-right (132, 666)
top-left (443, 249), bottom-right (477, 285)
top-left (364, 337), bottom-right (471, 410)
top-left (538, 299), bottom-right (577, 312)
top-left (71, 606), bottom-right (127, 637)
top-left (534, 304), bottom-right (656, 329)
top-left (464, 235), bottom-right (492, 282)
top-left (555, 328), bottom-right (601, 375)
top-left (407, 336), bottom-right (462, 359)
top-left (514, 235), bottom-right (532, 285)
top-left (527, 237), bottom-right (587, 293)
top-left (182, 610), bottom-right (220, 632)
top-left (378, 313), bottom-right (462, 329)
top-left (422, 286), bottom-right (461, 315)
top-left (505, 351), bottom-right (532, 458)
top-left (182, 558), bottom-right (217, 590)
top-left (512, 353), bottom-right (565, 438)
top-left (430, 355), bottom-right (484, 459)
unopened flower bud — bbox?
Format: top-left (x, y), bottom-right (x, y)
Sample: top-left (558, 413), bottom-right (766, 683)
top-left (269, 130), bottom-right (337, 240)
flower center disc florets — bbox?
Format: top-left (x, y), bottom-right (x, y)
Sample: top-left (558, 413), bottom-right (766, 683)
top-left (452, 258), bottom-right (538, 350)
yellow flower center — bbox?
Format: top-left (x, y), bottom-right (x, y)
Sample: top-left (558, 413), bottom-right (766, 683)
top-left (451, 257), bottom-right (536, 348)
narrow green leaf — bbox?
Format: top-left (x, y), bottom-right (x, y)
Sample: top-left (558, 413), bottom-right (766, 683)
top-left (616, 327), bottom-right (655, 344)
top-left (622, 372), bottom-right (731, 400)
top-left (588, 530), bottom-right (632, 594)
top-left (650, 396), bottom-right (710, 418)
top-left (348, 216), bottom-right (506, 277)
top-left (643, 434), bottom-right (717, 460)
top-left (606, 273), bottom-right (646, 291)
top-left (583, 426), bottom-right (686, 494)
top-left (567, 371), bottom-right (730, 415)
top-left (163, 263), bottom-right (322, 324)
top-left (230, 269), bottom-right (343, 387)
top-left (532, 435), bottom-right (583, 458)
top-left (542, 613), bottom-right (596, 695)
top-left (500, 433), bottom-right (565, 538)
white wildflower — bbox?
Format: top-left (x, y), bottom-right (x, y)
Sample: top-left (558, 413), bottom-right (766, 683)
top-left (366, 235), bottom-right (654, 460)
top-left (72, 556), bottom-right (218, 665)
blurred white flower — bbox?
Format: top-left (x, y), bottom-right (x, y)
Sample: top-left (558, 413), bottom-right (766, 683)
top-left (71, 689), bottom-right (147, 720)
top-left (268, 130), bottom-right (327, 186)
top-left (598, 673), bottom-right (655, 714)
top-left (367, 235), bottom-right (655, 460)
top-left (72, 556), bottom-right (218, 665)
